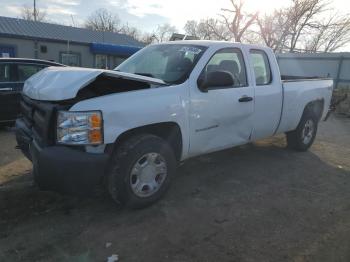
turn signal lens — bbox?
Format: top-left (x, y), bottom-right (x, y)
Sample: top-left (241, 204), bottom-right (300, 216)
top-left (90, 113), bottom-right (102, 128)
top-left (89, 129), bottom-right (103, 144)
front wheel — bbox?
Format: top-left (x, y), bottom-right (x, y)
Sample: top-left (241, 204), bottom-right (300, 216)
top-left (107, 134), bottom-right (177, 209)
top-left (286, 110), bottom-right (318, 151)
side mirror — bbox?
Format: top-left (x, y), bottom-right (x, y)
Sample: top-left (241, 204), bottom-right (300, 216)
top-left (197, 71), bottom-right (234, 92)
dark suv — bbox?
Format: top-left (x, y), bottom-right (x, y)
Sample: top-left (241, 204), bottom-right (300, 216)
top-left (0, 58), bottom-right (65, 127)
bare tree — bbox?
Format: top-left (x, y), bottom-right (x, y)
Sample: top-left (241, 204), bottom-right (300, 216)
top-left (120, 23), bottom-right (142, 40)
top-left (305, 14), bottom-right (350, 52)
top-left (85, 8), bottom-right (122, 32)
top-left (257, 10), bottom-right (291, 52)
top-left (151, 23), bottom-right (177, 43)
top-left (184, 19), bottom-right (230, 40)
top-left (20, 5), bottom-right (47, 22)
top-left (135, 24), bottom-right (177, 45)
top-left (220, 0), bottom-right (258, 42)
top-left (286, 0), bottom-right (327, 52)
top-left (184, 20), bottom-right (200, 38)
top-left (184, 1), bottom-right (257, 42)
top-left (257, 0), bottom-right (349, 53)
top-left (139, 33), bottom-right (155, 45)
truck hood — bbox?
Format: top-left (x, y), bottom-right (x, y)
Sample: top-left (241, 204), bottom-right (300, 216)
top-left (23, 66), bottom-right (167, 101)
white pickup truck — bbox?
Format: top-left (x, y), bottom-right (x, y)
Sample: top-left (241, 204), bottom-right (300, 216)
top-left (16, 41), bottom-right (333, 208)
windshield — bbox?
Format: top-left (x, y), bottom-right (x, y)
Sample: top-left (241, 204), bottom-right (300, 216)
top-left (115, 44), bottom-right (207, 84)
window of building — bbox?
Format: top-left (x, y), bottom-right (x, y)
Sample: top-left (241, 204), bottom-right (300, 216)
top-left (60, 52), bottom-right (81, 66)
top-left (40, 45), bottom-right (47, 53)
top-left (95, 54), bottom-right (108, 69)
top-left (250, 50), bottom-right (272, 85)
top-left (0, 45), bottom-right (15, 58)
top-left (203, 48), bottom-right (248, 87)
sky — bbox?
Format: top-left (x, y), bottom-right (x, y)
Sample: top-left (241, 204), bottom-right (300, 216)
top-left (1, 0), bottom-right (350, 34)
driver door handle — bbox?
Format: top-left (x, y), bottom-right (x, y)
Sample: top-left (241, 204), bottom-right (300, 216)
top-left (238, 96), bottom-right (253, 102)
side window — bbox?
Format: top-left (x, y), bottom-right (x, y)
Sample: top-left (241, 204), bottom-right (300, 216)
top-left (16, 64), bottom-right (46, 82)
top-left (250, 50), bottom-right (272, 85)
top-left (0, 63), bottom-right (11, 82)
top-left (204, 48), bottom-right (247, 87)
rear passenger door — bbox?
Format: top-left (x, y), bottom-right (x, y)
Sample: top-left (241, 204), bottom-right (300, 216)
top-left (189, 47), bottom-right (255, 156)
top-left (248, 49), bottom-right (283, 140)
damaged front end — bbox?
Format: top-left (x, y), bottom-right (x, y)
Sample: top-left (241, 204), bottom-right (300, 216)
top-left (23, 66), bottom-right (167, 101)
top-left (16, 67), bottom-right (167, 194)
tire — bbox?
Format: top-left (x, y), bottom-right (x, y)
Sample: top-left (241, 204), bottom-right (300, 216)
top-left (107, 134), bottom-right (177, 209)
top-left (286, 110), bottom-right (318, 151)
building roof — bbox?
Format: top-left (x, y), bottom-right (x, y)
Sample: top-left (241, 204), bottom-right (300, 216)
top-left (0, 16), bottom-right (143, 47)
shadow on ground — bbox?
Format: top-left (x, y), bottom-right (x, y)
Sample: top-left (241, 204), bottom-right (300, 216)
top-left (0, 116), bottom-right (349, 262)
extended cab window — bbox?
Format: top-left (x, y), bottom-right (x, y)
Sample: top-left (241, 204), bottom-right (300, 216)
top-left (204, 48), bottom-right (247, 87)
top-left (250, 50), bottom-right (272, 85)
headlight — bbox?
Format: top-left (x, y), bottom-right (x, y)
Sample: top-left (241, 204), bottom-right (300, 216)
top-left (57, 111), bottom-right (103, 145)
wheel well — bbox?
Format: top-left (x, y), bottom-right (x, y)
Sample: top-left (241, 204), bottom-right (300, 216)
top-left (109, 122), bottom-right (183, 161)
top-left (304, 99), bottom-right (324, 121)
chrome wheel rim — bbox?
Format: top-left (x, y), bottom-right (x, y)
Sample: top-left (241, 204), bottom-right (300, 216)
top-left (130, 153), bottom-right (167, 198)
top-left (302, 119), bottom-right (315, 145)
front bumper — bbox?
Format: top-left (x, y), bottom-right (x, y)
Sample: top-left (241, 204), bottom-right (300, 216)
top-left (16, 119), bottom-right (109, 195)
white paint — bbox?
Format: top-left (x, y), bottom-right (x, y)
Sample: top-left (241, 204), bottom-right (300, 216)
top-left (23, 66), bottom-right (166, 101)
top-left (23, 40), bottom-right (333, 160)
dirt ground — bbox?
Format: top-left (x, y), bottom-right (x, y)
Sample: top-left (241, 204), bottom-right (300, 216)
top-left (0, 115), bottom-right (349, 262)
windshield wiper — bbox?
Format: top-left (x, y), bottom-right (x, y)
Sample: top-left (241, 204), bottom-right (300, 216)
top-left (134, 72), bottom-right (155, 78)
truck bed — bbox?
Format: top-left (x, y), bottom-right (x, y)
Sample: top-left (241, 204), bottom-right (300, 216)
top-left (281, 75), bottom-right (332, 82)
top-left (276, 78), bottom-right (333, 134)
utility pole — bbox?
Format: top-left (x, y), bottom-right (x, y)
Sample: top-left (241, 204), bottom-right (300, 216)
top-left (33, 0), bottom-right (37, 21)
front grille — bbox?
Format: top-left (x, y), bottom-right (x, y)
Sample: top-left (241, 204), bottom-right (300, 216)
top-left (20, 95), bottom-right (57, 146)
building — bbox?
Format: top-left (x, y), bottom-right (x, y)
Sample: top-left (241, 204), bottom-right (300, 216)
top-left (277, 52), bottom-right (350, 89)
top-left (0, 16), bottom-right (144, 69)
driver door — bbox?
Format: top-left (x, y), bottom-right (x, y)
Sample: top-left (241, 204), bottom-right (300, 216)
top-left (188, 47), bottom-right (255, 157)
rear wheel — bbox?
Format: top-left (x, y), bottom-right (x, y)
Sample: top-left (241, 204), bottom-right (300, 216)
top-left (286, 110), bottom-right (318, 151)
top-left (107, 134), bottom-right (177, 209)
